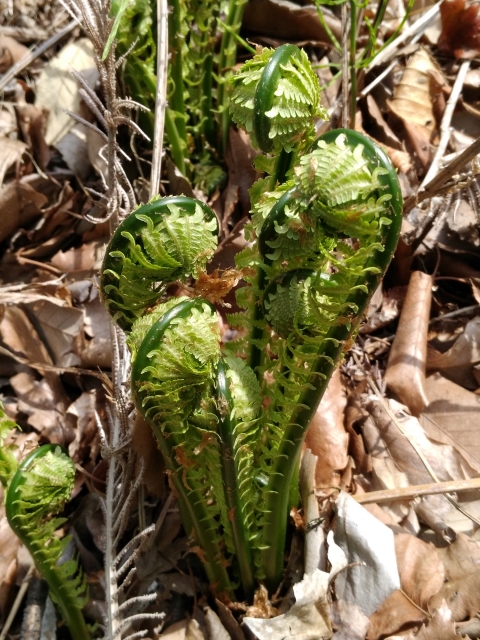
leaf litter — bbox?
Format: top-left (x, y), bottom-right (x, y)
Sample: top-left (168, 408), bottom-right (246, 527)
top-left (2, 0), bottom-right (480, 638)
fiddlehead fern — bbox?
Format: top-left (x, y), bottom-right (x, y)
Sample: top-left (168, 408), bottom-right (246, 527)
top-left (0, 412), bottom-right (90, 640)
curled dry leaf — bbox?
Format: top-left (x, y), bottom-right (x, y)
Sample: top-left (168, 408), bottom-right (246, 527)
top-left (387, 47), bottom-right (440, 137)
top-left (436, 532), bottom-right (480, 581)
top-left (304, 369), bottom-right (348, 488)
top-left (387, 49), bottom-right (443, 167)
top-left (439, 0), bottom-right (480, 59)
top-left (385, 270), bottom-right (432, 416)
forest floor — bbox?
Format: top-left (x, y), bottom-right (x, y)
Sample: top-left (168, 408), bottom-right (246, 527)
top-left (2, 0), bottom-right (480, 638)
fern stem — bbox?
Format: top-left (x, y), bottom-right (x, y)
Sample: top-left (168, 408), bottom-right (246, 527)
top-left (131, 299), bottom-right (235, 599)
top-left (6, 446), bottom-right (91, 640)
top-left (167, 0), bottom-right (189, 176)
top-left (216, 359), bottom-right (255, 599)
top-left (217, 0), bottom-right (248, 153)
top-left (349, 0), bottom-right (358, 130)
top-left (165, 108), bottom-right (187, 176)
top-left (148, 420), bottom-right (235, 598)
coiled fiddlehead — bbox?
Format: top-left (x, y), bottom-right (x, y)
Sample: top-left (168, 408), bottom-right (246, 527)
top-left (101, 196), bottom-right (218, 331)
top-left (0, 414), bottom-right (90, 640)
top-left (230, 44), bottom-right (326, 154)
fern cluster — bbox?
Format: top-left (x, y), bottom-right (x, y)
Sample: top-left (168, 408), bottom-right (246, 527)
top-left (101, 44), bottom-right (402, 600)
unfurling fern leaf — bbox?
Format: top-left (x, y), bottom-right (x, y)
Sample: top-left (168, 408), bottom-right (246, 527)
top-left (101, 196), bottom-right (218, 331)
top-left (229, 44), bottom-right (327, 153)
top-left (0, 411), bottom-right (91, 640)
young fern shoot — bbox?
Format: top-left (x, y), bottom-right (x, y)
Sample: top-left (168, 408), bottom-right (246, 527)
top-left (0, 405), bottom-right (91, 640)
top-left (101, 44), bottom-right (402, 600)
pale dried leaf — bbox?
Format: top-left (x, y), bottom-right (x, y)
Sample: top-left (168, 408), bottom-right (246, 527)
top-left (204, 607), bottom-right (230, 640)
top-left (436, 532), bottom-right (480, 581)
top-left (0, 35), bottom-right (29, 70)
top-left (385, 271), bottom-right (432, 416)
top-left (421, 373), bottom-right (480, 471)
top-left (330, 600), bottom-right (370, 640)
top-left (244, 534), bottom-right (347, 640)
top-left (34, 38), bottom-right (99, 146)
top-left (334, 491), bottom-right (399, 616)
top-left (388, 48), bottom-right (442, 139)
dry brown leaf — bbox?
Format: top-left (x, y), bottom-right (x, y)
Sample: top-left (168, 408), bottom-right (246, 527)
top-left (367, 534), bottom-right (444, 639)
top-left (15, 101), bottom-right (50, 170)
top-left (366, 397), bottom-right (479, 485)
top-left (67, 391), bottom-right (101, 464)
top-left (51, 241), bottom-right (105, 272)
top-left (0, 306), bottom-right (74, 443)
top-left (388, 48), bottom-right (442, 141)
top-left (361, 285), bottom-right (405, 335)
top-left (385, 271), bottom-right (432, 416)
top-left (421, 373), bottom-right (480, 471)
top-left (0, 138), bottom-right (26, 188)
top-left (345, 398), bottom-right (371, 476)
top-left (305, 369), bottom-right (348, 488)
top-left (436, 532), bottom-right (480, 581)
top-left (439, 0), bottom-right (480, 59)
top-left (396, 534), bottom-right (445, 608)
top-left (388, 601), bottom-right (459, 640)
top-left (133, 413), bottom-right (165, 498)
top-left (223, 128), bottom-right (259, 225)
top-left (427, 317), bottom-right (480, 389)
top-left (429, 572), bottom-right (480, 621)
top-left (27, 298), bottom-right (84, 368)
top-left (0, 179), bottom-right (48, 243)
top-left (243, 0), bottom-right (341, 44)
